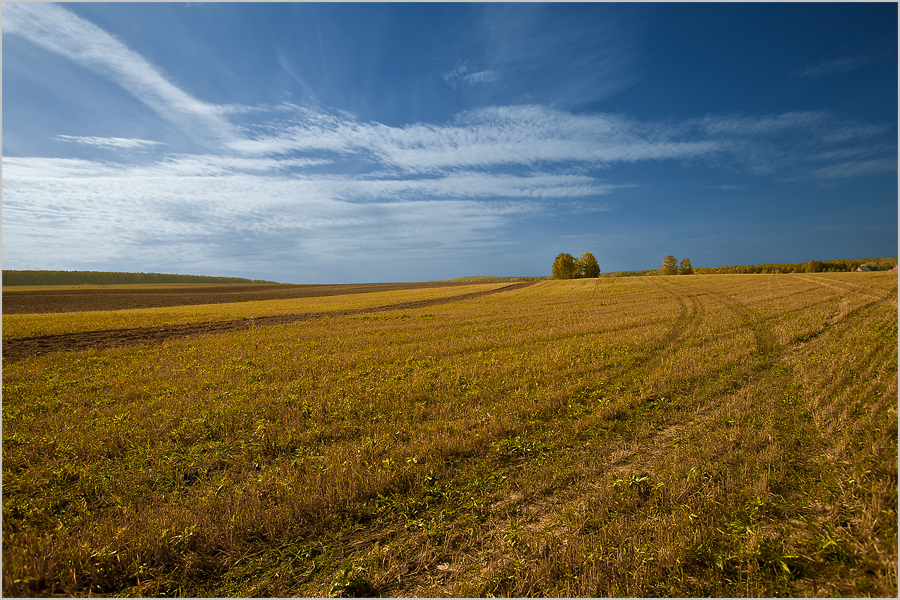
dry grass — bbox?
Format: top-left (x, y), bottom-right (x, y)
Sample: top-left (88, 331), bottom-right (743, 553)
top-left (2, 273), bottom-right (896, 597)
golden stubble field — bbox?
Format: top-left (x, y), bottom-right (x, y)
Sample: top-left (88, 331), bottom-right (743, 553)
top-left (2, 273), bottom-right (897, 597)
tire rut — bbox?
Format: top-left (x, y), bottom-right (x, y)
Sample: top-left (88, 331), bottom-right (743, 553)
top-left (3, 281), bottom-right (538, 362)
top-left (645, 277), bottom-right (704, 360)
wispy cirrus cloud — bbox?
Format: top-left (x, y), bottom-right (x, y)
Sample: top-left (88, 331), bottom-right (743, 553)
top-left (2, 2), bottom-right (238, 147)
top-left (442, 64), bottom-right (498, 89)
top-left (6, 4), bottom-right (890, 185)
top-left (705, 184), bottom-right (746, 190)
top-left (55, 135), bottom-right (167, 149)
top-left (476, 3), bottom-right (644, 108)
top-left (792, 158), bottom-right (897, 181)
top-left (227, 104), bottom-right (724, 174)
top-left (1, 155), bottom-right (607, 204)
top-left (796, 56), bottom-right (868, 78)
top-left (225, 103), bottom-right (892, 181)
top-left (691, 111), bottom-right (831, 137)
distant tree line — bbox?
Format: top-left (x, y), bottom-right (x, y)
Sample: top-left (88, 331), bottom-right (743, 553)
top-left (2, 270), bottom-right (277, 286)
top-left (693, 257), bottom-right (897, 275)
top-left (595, 256), bottom-right (898, 278)
top-left (598, 270), bottom-right (656, 278)
top-left (552, 252), bottom-right (601, 279)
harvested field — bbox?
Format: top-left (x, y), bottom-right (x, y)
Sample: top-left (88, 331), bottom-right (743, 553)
top-left (2, 282), bottom-right (535, 361)
top-left (1, 281), bottom-right (494, 314)
top-left (1, 282), bottom-right (518, 341)
top-left (2, 273), bottom-right (897, 597)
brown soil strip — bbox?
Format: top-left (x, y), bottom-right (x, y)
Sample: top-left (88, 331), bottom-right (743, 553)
top-left (1, 281), bottom-right (500, 314)
top-left (2, 282), bottom-right (537, 362)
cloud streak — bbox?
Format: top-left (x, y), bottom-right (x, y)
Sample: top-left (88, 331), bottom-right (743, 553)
top-left (3, 2), bottom-right (238, 147)
top-left (442, 64), bottom-right (498, 89)
top-left (55, 135), bottom-right (167, 149)
top-left (796, 56), bottom-right (868, 78)
top-left (226, 103), bottom-right (892, 181)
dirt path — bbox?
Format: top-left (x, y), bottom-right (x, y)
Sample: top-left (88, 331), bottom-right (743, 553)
top-left (2, 281), bottom-right (537, 362)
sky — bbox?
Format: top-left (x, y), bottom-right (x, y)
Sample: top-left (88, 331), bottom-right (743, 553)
top-left (2, 2), bottom-right (897, 284)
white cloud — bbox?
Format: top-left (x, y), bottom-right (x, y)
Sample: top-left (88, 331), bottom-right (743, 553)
top-left (565, 200), bottom-right (611, 214)
top-left (227, 104), bottom-right (727, 173)
top-left (808, 158), bottom-right (897, 180)
top-left (796, 56), bottom-right (868, 78)
top-left (226, 103), bottom-right (893, 183)
top-left (692, 111), bottom-right (830, 137)
top-left (1, 155), bottom-right (602, 205)
top-left (476, 3), bottom-right (643, 107)
top-left (8, 4), bottom-right (888, 186)
top-left (464, 70), bottom-right (497, 85)
top-left (2, 2), bottom-right (237, 147)
top-left (705, 184), bottom-right (746, 190)
top-left (55, 135), bottom-right (166, 149)
top-left (814, 144), bottom-right (895, 162)
top-left (1, 155), bottom-right (548, 277)
top-left (442, 64), bottom-right (498, 89)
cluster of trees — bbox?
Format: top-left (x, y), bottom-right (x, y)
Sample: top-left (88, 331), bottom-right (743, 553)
top-left (660, 255), bottom-right (694, 275)
top-left (1, 270), bottom-right (275, 286)
top-left (552, 252), bottom-right (601, 279)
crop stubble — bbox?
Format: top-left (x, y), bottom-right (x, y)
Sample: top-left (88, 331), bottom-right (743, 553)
top-left (2, 282), bottom-right (534, 362)
top-left (2, 273), bottom-right (896, 597)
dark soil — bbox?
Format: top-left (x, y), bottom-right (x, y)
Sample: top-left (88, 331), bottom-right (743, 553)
top-left (2, 282), bottom-right (536, 362)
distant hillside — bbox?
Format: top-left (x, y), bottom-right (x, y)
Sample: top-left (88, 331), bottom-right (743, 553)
top-left (2, 270), bottom-right (278, 286)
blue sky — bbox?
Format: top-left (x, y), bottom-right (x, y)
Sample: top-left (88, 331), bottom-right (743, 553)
top-left (2, 2), bottom-right (897, 283)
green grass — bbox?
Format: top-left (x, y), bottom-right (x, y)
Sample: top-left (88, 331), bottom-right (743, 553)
top-left (3, 273), bottom-right (896, 597)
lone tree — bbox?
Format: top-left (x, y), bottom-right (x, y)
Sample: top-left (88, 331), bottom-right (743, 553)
top-left (552, 253), bottom-right (579, 279)
top-left (661, 255), bottom-right (678, 275)
top-left (678, 257), bottom-right (694, 275)
top-left (579, 252), bottom-right (601, 278)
